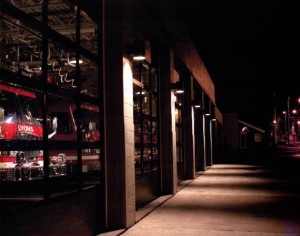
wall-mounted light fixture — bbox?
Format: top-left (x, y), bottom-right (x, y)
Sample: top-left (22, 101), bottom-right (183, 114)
top-left (192, 100), bottom-right (201, 108)
top-left (130, 40), bottom-right (146, 61)
top-left (171, 81), bottom-right (184, 94)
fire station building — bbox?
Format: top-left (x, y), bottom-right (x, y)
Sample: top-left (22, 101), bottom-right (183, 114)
top-left (0, 0), bottom-right (222, 234)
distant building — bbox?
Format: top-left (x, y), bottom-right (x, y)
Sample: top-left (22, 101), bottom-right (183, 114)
top-left (223, 114), bottom-right (266, 149)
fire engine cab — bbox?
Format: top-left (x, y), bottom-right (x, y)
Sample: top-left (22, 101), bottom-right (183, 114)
top-left (0, 82), bottom-right (100, 181)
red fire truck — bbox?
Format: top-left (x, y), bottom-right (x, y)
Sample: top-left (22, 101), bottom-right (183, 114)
top-left (0, 82), bottom-right (100, 181)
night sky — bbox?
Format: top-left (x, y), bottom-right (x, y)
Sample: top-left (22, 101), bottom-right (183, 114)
top-left (177, 0), bottom-right (300, 130)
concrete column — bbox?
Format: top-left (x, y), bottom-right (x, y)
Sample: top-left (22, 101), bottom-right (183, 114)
top-left (158, 47), bottom-right (177, 194)
top-left (201, 114), bottom-right (207, 170)
top-left (191, 107), bottom-right (196, 174)
top-left (194, 108), bottom-right (206, 171)
top-left (103, 0), bottom-right (135, 230)
top-left (123, 58), bottom-right (136, 226)
top-left (183, 75), bottom-right (195, 179)
top-left (205, 116), bottom-right (212, 167)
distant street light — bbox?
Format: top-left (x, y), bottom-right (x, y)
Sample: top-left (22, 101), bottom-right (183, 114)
top-left (274, 92), bottom-right (277, 145)
top-left (298, 121), bottom-right (300, 141)
top-left (283, 111), bottom-right (287, 144)
top-left (292, 109), bottom-right (297, 114)
top-left (287, 96), bottom-right (290, 145)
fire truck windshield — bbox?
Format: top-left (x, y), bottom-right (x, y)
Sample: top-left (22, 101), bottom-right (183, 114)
top-left (0, 89), bottom-right (41, 125)
top-left (0, 86), bottom-right (42, 141)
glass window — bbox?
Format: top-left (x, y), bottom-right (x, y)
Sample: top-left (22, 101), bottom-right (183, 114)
top-left (142, 90), bottom-right (150, 115)
top-left (152, 121), bottom-right (158, 144)
top-left (143, 147), bottom-right (151, 172)
top-left (151, 68), bottom-right (157, 92)
top-left (0, 13), bottom-right (43, 83)
top-left (175, 80), bottom-right (184, 183)
top-left (133, 85), bottom-right (141, 112)
top-left (0, 85), bottom-right (42, 131)
top-left (141, 63), bottom-right (150, 88)
top-left (73, 103), bottom-right (100, 142)
top-left (80, 57), bottom-right (99, 97)
top-left (48, 112), bottom-right (73, 135)
top-left (48, 0), bottom-right (77, 42)
top-left (47, 94), bottom-right (76, 141)
top-left (5, 0), bottom-right (43, 22)
top-left (132, 62), bottom-right (141, 82)
top-left (133, 61), bottom-right (158, 175)
top-left (175, 107), bottom-right (182, 124)
top-left (134, 147), bottom-right (142, 174)
top-left (1, 0), bottom-right (102, 215)
top-left (134, 115), bottom-right (141, 144)
top-left (151, 96), bottom-right (157, 117)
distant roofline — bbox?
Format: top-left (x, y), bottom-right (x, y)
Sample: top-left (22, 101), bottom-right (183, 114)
top-left (239, 120), bottom-right (265, 133)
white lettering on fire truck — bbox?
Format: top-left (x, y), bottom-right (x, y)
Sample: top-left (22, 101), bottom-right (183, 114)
top-left (18, 125), bottom-right (34, 133)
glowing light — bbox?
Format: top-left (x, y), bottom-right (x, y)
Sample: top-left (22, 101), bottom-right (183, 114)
top-left (175, 89), bottom-right (184, 94)
top-left (135, 91), bottom-right (145, 95)
top-left (133, 55), bottom-right (146, 61)
top-left (5, 117), bottom-right (13, 123)
top-left (69, 58), bottom-right (83, 66)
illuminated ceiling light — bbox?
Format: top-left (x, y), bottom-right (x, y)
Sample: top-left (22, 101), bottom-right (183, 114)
top-left (192, 100), bottom-right (202, 108)
top-left (175, 89), bottom-right (184, 94)
top-left (132, 40), bottom-right (146, 61)
top-left (171, 81), bottom-right (184, 94)
top-left (135, 91), bottom-right (145, 95)
top-left (69, 58), bottom-right (83, 66)
top-left (133, 55), bottom-right (146, 61)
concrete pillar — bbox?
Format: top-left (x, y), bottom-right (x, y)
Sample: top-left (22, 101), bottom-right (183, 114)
top-left (158, 47), bottom-right (177, 194)
top-left (194, 106), bottom-right (206, 172)
top-left (103, 0), bottom-right (135, 230)
top-left (205, 116), bottom-right (212, 167)
top-left (201, 113), bottom-right (207, 170)
top-left (183, 75), bottom-right (195, 179)
top-left (123, 58), bottom-right (136, 225)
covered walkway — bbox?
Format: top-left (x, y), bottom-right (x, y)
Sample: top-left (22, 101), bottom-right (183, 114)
top-left (111, 149), bottom-right (300, 235)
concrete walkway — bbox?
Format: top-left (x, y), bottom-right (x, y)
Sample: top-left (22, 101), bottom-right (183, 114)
top-left (120, 161), bottom-right (300, 235)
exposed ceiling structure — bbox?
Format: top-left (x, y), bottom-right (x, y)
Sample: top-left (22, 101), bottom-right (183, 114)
top-left (0, 0), bottom-right (98, 97)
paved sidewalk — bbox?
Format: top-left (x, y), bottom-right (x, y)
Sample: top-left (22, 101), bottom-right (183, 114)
top-left (120, 162), bottom-right (300, 236)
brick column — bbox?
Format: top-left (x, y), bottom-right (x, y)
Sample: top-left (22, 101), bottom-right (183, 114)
top-left (102, 0), bottom-right (135, 230)
top-left (158, 47), bottom-right (177, 194)
top-left (183, 75), bottom-right (195, 179)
